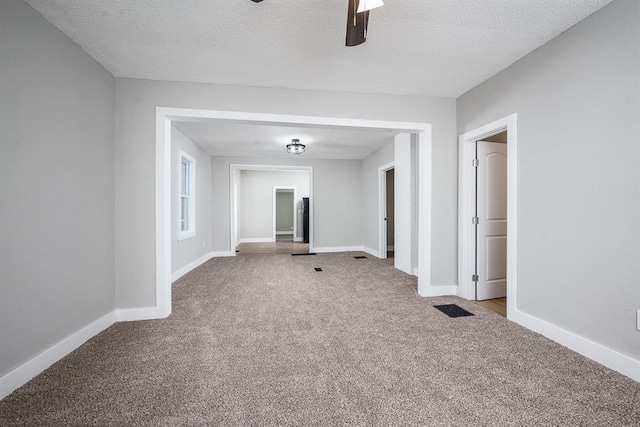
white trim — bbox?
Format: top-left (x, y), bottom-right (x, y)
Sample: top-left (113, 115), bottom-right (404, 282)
top-left (417, 130), bottom-right (433, 297)
top-left (273, 186), bottom-right (297, 242)
top-left (0, 311), bottom-right (116, 400)
top-left (458, 114), bottom-right (517, 310)
top-left (378, 161), bottom-right (395, 259)
top-left (420, 285), bottom-right (458, 297)
top-left (156, 107), bottom-right (431, 319)
top-left (412, 268), bottom-right (419, 276)
top-left (171, 252), bottom-right (214, 282)
top-left (212, 251), bottom-right (236, 257)
top-left (116, 307), bottom-right (159, 322)
top-left (511, 309), bottom-right (640, 382)
top-left (362, 246), bottom-right (382, 258)
top-left (293, 237), bottom-right (303, 242)
top-left (237, 237), bottom-right (276, 243)
top-left (156, 111), bottom-right (172, 319)
top-left (276, 231), bottom-right (294, 235)
top-left (230, 164), bottom-right (313, 253)
top-left (312, 246), bottom-right (367, 253)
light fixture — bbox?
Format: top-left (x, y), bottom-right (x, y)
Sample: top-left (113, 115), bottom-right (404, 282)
top-left (357, 0), bottom-right (384, 13)
top-left (286, 138), bottom-right (305, 155)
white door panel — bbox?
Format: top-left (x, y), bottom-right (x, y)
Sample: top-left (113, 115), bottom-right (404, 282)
top-left (476, 141), bottom-right (507, 300)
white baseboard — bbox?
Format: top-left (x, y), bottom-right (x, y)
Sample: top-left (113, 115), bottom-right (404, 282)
top-left (212, 251), bottom-right (236, 257)
top-left (275, 231), bottom-right (293, 235)
top-left (412, 268), bottom-right (419, 276)
top-left (293, 237), bottom-right (303, 242)
top-left (238, 237), bottom-right (275, 243)
top-left (511, 309), bottom-right (640, 382)
top-left (418, 285), bottom-right (458, 297)
top-left (116, 307), bottom-right (159, 322)
top-left (171, 252), bottom-right (215, 282)
top-left (362, 247), bottom-right (382, 258)
top-left (0, 311), bottom-right (117, 400)
top-left (312, 246), bottom-right (366, 254)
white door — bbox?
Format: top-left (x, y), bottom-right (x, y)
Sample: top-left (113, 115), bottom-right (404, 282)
top-left (476, 141), bottom-right (507, 300)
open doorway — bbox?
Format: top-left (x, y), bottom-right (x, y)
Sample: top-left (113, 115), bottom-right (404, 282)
top-left (274, 187), bottom-right (296, 242)
top-left (232, 166), bottom-right (311, 255)
top-left (458, 114), bottom-right (517, 320)
top-left (474, 132), bottom-right (507, 316)
top-left (386, 169), bottom-right (395, 258)
top-left (156, 108), bottom-right (434, 318)
top-left (378, 162), bottom-right (395, 259)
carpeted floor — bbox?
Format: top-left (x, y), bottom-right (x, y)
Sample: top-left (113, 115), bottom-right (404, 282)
top-left (1, 252), bottom-right (638, 426)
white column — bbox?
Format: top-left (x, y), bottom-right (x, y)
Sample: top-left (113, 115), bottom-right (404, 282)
top-left (394, 133), bottom-right (413, 275)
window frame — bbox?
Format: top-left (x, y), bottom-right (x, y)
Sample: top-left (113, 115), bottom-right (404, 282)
top-left (177, 150), bottom-right (196, 241)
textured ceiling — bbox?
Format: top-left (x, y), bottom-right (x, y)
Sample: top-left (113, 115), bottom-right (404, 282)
top-left (25, 0), bottom-right (612, 98)
top-left (172, 121), bottom-right (398, 160)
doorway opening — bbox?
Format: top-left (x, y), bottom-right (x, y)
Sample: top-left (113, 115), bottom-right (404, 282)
top-left (378, 162), bottom-right (395, 259)
top-left (231, 165), bottom-right (311, 256)
top-left (274, 187), bottom-right (296, 242)
top-left (473, 132), bottom-right (507, 316)
top-left (458, 114), bottom-right (518, 320)
top-left (156, 108), bottom-right (434, 318)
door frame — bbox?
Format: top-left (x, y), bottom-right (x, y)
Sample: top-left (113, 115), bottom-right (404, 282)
top-left (156, 107), bottom-right (433, 318)
top-left (458, 114), bottom-right (518, 319)
top-left (230, 165), bottom-right (311, 250)
top-left (378, 162), bottom-right (395, 258)
top-left (272, 186), bottom-right (297, 242)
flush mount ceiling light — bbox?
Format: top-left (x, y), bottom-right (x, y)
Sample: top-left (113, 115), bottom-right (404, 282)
top-left (286, 139), bottom-right (305, 155)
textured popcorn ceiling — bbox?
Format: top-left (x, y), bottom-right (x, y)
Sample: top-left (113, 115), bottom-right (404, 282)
top-left (25, 0), bottom-right (612, 98)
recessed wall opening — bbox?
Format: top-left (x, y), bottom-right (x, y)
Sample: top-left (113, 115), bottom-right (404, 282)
top-left (156, 107), bottom-right (434, 317)
top-left (232, 168), bottom-right (311, 256)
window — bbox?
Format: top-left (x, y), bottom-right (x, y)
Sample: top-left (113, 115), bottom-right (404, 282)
top-left (178, 151), bottom-right (196, 240)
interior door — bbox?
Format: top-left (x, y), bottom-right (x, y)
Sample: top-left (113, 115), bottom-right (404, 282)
top-left (476, 141), bottom-right (507, 300)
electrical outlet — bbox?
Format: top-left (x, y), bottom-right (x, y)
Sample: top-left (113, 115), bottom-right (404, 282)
top-left (637, 310), bottom-right (640, 331)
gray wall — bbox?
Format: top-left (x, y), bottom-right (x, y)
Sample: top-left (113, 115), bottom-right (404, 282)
top-left (0, 1), bottom-right (116, 375)
top-left (457, 0), bottom-right (640, 360)
top-left (216, 157), bottom-right (360, 250)
top-left (361, 141), bottom-right (394, 252)
top-left (171, 127), bottom-right (213, 273)
top-left (238, 170), bottom-right (309, 240)
top-left (115, 79), bottom-right (457, 309)
top-left (276, 192), bottom-right (294, 234)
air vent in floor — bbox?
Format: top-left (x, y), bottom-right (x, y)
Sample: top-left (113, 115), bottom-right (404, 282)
top-left (433, 304), bottom-right (474, 318)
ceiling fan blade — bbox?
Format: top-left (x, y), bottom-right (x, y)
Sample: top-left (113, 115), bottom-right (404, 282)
top-left (345, 0), bottom-right (369, 46)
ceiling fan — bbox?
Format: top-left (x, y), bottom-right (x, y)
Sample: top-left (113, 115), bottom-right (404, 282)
top-left (250, 0), bottom-right (384, 47)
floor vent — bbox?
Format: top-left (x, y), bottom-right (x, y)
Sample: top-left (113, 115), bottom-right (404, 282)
top-left (314, 267), bottom-right (323, 272)
top-left (433, 304), bottom-right (474, 318)
top-left (354, 256), bottom-right (368, 259)
top-left (291, 253), bottom-right (317, 256)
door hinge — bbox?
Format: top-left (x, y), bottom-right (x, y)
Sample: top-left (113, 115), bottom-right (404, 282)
top-left (472, 159), bottom-right (479, 167)
top-left (472, 274), bottom-right (479, 282)
top-left (472, 217), bottom-right (479, 225)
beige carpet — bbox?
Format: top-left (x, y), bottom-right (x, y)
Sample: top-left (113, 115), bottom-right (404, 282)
top-left (1, 252), bottom-right (638, 426)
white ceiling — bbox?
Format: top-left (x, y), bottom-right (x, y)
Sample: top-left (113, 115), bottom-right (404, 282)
top-left (25, 0), bottom-right (612, 160)
top-left (26, 0), bottom-right (612, 98)
top-left (172, 121), bottom-right (398, 160)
